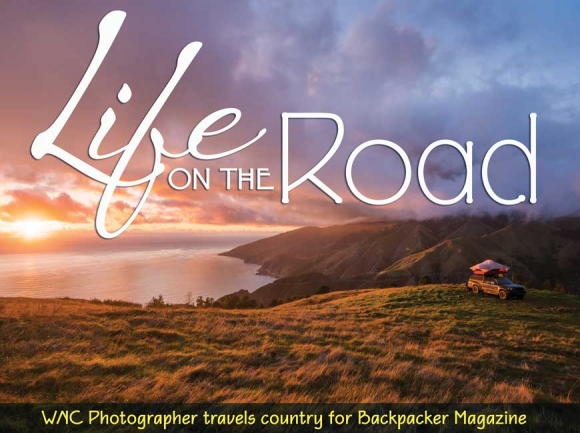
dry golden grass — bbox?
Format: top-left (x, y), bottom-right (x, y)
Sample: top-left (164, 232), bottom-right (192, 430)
top-left (1, 285), bottom-right (578, 403)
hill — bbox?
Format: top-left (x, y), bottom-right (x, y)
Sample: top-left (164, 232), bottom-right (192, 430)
top-left (221, 215), bottom-right (580, 303)
top-left (1, 285), bottom-right (578, 403)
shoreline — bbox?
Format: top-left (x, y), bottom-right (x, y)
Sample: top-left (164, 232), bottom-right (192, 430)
top-left (0, 246), bottom-right (274, 305)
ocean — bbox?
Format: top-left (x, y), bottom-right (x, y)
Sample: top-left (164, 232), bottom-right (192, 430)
top-left (0, 233), bottom-right (275, 304)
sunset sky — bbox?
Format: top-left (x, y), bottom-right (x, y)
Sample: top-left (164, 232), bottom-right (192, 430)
top-left (1, 0), bottom-right (580, 242)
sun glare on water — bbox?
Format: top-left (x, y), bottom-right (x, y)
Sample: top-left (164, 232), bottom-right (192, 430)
top-left (13, 219), bottom-right (57, 240)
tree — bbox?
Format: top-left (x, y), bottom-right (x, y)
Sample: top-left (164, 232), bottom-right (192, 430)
top-left (418, 275), bottom-right (432, 286)
top-left (196, 296), bottom-right (205, 308)
top-left (204, 297), bottom-right (214, 307)
top-left (185, 291), bottom-right (194, 306)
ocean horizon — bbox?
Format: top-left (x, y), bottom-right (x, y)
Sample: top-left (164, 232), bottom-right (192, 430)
top-left (0, 234), bottom-right (275, 304)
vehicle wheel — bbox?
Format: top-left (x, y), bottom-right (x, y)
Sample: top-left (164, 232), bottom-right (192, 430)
top-left (472, 285), bottom-right (480, 294)
top-left (499, 290), bottom-right (508, 300)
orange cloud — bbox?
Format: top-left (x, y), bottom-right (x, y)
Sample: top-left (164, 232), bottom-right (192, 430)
top-left (0, 188), bottom-right (91, 223)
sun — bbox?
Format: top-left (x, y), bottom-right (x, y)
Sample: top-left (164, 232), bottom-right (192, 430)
top-left (13, 219), bottom-right (56, 240)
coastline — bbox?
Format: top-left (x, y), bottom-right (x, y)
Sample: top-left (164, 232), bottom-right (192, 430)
top-left (0, 246), bottom-right (274, 305)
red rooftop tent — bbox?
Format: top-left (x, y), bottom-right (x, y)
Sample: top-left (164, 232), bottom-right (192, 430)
top-left (470, 260), bottom-right (510, 275)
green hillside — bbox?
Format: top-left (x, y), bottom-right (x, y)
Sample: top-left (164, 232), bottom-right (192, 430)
top-left (1, 285), bottom-right (578, 403)
top-left (221, 216), bottom-right (580, 296)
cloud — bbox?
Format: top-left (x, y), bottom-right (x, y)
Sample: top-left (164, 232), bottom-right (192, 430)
top-left (341, 3), bottom-right (432, 83)
top-left (1, 0), bottom-right (580, 233)
top-left (0, 189), bottom-right (91, 223)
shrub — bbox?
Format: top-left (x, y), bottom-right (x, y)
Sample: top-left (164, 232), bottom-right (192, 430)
top-left (554, 281), bottom-right (568, 294)
top-left (146, 295), bottom-right (166, 308)
top-left (98, 299), bottom-right (141, 308)
top-left (213, 294), bottom-right (257, 309)
top-left (270, 299), bottom-right (281, 307)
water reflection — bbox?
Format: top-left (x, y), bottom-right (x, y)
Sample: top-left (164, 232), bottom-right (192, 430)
top-left (0, 248), bottom-right (273, 304)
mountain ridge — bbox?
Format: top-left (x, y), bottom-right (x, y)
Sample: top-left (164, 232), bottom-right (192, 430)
top-left (220, 215), bottom-right (580, 303)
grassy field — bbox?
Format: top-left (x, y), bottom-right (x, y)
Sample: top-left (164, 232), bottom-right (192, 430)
top-left (0, 285), bottom-right (578, 403)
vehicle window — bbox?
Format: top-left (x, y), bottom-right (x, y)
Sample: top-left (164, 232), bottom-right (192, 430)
top-left (496, 278), bottom-right (513, 285)
top-left (484, 278), bottom-right (496, 284)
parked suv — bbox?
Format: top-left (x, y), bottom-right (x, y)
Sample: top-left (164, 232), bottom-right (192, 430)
top-left (467, 274), bottom-right (526, 300)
